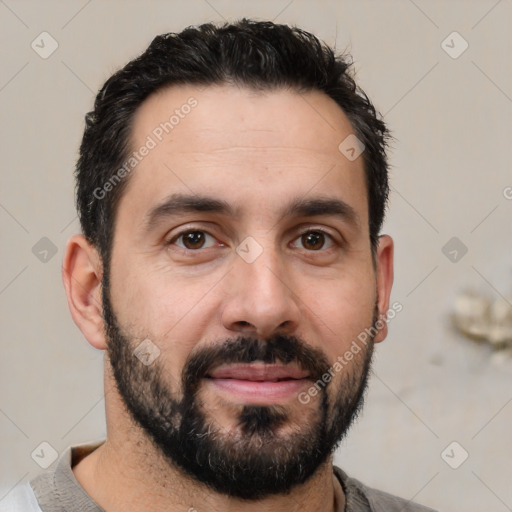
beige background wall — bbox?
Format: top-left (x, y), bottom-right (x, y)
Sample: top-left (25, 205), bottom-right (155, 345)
top-left (1, 1), bottom-right (511, 511)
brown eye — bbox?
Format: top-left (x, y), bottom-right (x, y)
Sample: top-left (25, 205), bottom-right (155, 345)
top-left (174, 231), bottom-right (216, 250)
top-left (301, 231), bottom-right (326, 250)
top-left (294, 230), bottom-right (335, 252)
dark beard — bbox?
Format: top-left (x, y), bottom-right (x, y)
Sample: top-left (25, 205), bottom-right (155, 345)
top-left (102, 281), bottom-right (375, 500)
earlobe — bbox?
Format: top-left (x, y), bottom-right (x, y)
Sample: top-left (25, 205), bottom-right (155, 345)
top-left (62, 235), bottom-right (107, 350)
top-left (373, 234), bottom-right (394, 343)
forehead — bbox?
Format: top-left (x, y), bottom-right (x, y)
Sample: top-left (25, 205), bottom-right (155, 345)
top-left (119, 84), bottom-right (368, 229)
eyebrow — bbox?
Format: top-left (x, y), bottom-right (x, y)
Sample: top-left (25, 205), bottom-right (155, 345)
top-left (280, 197), bottom-right (360, 228)
top-left (142, 193), bottom-right (359, 233)
top-left (143, 193), bottom-right (235, 232)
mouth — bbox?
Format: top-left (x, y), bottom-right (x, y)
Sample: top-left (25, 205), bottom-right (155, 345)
top-left (207, 362), bottom-right (310, 381)
top-left (204, 363), bottom-right (311, 404)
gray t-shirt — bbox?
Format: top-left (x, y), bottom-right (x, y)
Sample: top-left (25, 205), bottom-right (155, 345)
top-left (1, 441), bottom-right (437, 511)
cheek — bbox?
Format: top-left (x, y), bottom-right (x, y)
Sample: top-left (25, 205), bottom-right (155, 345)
top-left (300, 274), bottom-right (376, 360)
top-left (109, 258), bottom-right (224, 371)
top-left (111, 253), bottom-right (213, 330)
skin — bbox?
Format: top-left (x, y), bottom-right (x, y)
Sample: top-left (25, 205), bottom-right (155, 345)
top-left (62, 84), bottom-right (394, 512)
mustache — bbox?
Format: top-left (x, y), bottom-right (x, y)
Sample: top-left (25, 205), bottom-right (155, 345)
top-left (182, 334), bottom-right (331, 390)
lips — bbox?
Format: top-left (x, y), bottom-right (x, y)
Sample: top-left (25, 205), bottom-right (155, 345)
top-left (206, 363), bottom-right (310, 381)
top-left (205, 363), bottom-right (311, 404)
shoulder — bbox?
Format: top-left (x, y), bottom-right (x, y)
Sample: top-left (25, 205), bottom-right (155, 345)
top-left (0, 481), bottom-right (44, 512)
top-left (1, 440), bottom-right (105, 512)
top-left (333, 466), bottom-right (438, 512)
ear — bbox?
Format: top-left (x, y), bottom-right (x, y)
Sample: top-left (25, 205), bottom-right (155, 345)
top-left (373, 234), bottom-right (394, 343)
top-left (62, 234), bottom-right (107, 350)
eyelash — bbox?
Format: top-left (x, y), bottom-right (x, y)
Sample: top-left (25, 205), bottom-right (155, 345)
top-left (166, 228), bottom-right (338, 252)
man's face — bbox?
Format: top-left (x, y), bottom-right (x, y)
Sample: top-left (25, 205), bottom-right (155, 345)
top-left (103, 85), bottom-right (383, 499)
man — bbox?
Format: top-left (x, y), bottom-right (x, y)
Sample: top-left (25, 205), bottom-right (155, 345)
top-left (4, 19), bottom-right (437, 511)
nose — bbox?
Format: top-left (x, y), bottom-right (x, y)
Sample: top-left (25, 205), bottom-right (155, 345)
top-left (220, 247), bottom-right (302, 339)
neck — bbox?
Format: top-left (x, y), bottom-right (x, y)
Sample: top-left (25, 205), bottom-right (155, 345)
top-left (72, 363), bottom-right (345, 512)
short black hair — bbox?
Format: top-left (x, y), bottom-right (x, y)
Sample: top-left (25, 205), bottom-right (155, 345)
top-left (76, 19), bottom-right (390, 270)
